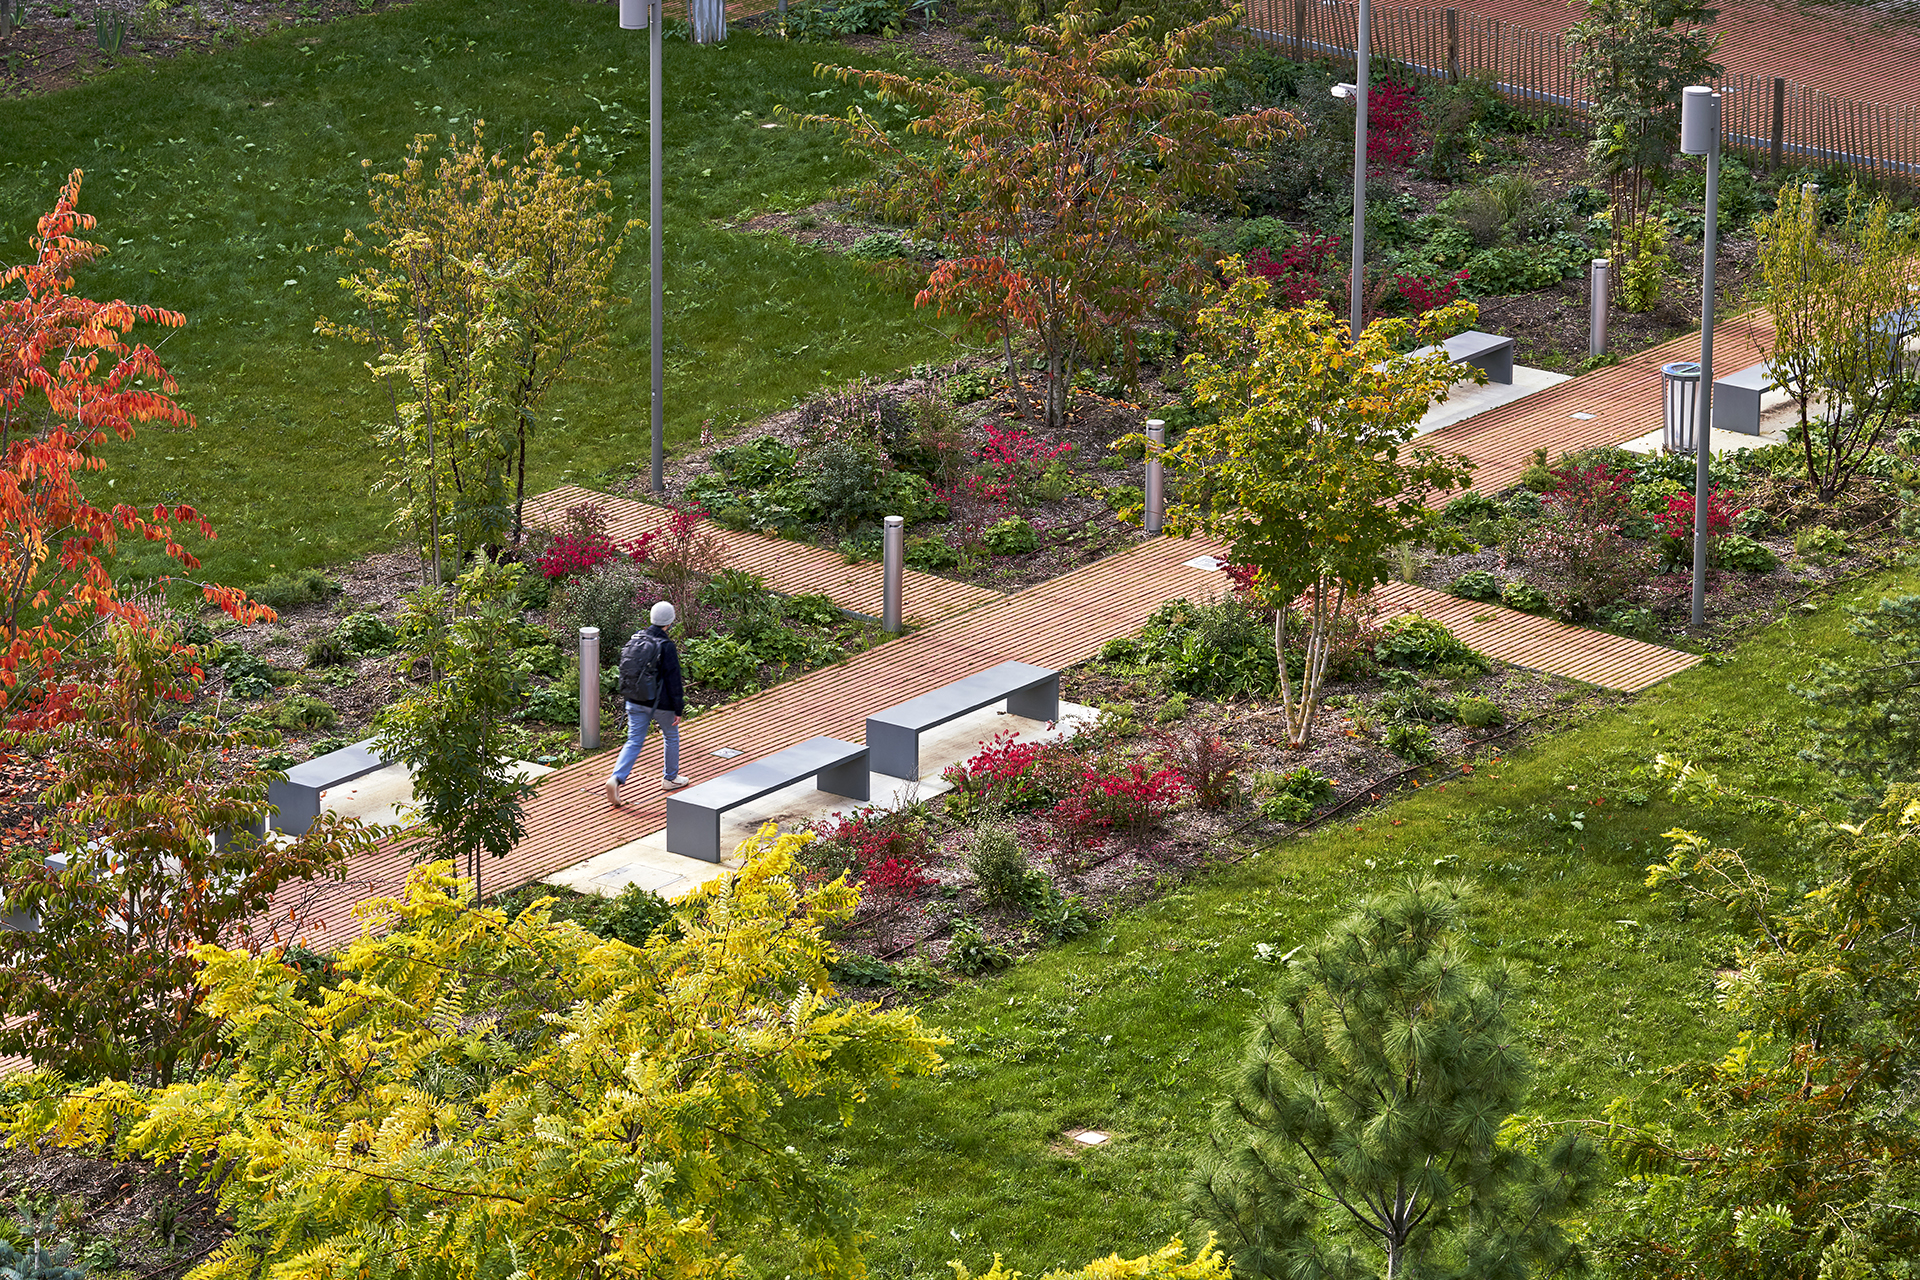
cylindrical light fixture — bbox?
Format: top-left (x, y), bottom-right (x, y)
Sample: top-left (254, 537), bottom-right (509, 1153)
top-left (1589, 258), bottom-right (1610, 360)
top-left (1663, 362), bottom-right (1702, 454)
top-left (619, 0), bottom-right (646, 28)
top-left (1144, 418), bottom-right (1166, 536)
top-left (882, 515), bottom-right (904, 633)
top-left (579, 627), bottom-right (601, 750)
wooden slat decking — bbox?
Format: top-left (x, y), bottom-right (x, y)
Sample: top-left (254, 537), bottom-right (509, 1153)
top-left (1372, 581), bottom-right (1702, 692)
top-left (1424, 310), bottom-right (1779, 502)
top-left (524, 484), bottom-right (1004, 625)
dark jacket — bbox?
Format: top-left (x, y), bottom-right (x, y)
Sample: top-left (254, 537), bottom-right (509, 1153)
top-left (632, 624), bottom-right (685, 716)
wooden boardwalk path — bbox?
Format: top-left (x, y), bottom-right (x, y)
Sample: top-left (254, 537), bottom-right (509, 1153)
top-left (523, 484), bottom-right (1003, 626)
top-left (278, 529), bottom-right (1699, 950)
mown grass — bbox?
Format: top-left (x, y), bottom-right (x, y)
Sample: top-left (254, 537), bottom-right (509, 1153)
top-left (0, 0), bottom-right (956, 589)
top-left (756, 571), bottom-right (1895, 1277)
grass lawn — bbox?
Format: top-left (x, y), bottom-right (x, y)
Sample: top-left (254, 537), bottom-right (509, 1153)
top-left (770, 570), bottom-right (1889, 1277)
top-left (0, 0), bottom-right (957, 590)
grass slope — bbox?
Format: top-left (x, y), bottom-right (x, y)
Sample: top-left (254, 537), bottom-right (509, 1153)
top-left (781, 574), bottom-right (1887, 1277)
top-left (0, 0), bottom-right (953, 588)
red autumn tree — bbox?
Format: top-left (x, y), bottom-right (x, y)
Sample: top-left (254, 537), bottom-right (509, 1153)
top-left (0, 169), bottom-right (267, 731)
top-left (795, 0), bottom-right (1295, 429)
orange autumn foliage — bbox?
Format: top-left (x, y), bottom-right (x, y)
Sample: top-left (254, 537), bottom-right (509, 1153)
top-left (0, 169), bottom-right (269, 730)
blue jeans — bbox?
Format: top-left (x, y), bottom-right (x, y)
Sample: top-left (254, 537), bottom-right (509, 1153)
top-left (612, 701), bottom-right (679, 784)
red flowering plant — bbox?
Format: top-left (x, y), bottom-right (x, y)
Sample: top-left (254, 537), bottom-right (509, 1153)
top-left (534, 500), bottom-right (657, 580)
top-left (1503, 496), bottom-right (1657, 621)
top-left (1389, 267), bottom-right (1471, 316)
top-left (1044, 759), bottom-right (1191, 861)
top-left (1654, 488), bottom-right (1745, 567)
top-left (1547, 460), bottom-right (1636, 526)
top-left (1367, 80), bottom-right (1424, 168)
top-left (802, 805), bottom-right (936, 903)
top-left (1247, 233), bottom-right (1343, 307)
top-left (940, 730), bottom-right (1073, 822)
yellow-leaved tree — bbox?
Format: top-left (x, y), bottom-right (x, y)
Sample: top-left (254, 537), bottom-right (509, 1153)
top-left (322, 123), bottom-right (631, 554)
top-left (3, 828), bottom-right (944, 1280)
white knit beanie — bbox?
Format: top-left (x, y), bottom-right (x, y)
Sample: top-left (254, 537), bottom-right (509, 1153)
top-left (650, 600), bottom-right (676, 626)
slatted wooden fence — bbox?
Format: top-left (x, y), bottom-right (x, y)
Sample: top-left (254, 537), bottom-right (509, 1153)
top-left (1240, 0), bottom-right (1920, 183)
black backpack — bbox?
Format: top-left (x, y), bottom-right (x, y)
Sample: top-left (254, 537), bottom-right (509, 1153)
top-left (618, 629), bottom-right (665, 705)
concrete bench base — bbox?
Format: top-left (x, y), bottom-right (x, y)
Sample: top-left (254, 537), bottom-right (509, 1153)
top-left (666, 735), bottom-right (870, 863)
top-left (268, 739), bottom-right (392, 835)
top-left (867, 660), bottom-right (1060, 780)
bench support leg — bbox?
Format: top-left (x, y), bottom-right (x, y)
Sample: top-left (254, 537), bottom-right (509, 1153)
top-left (665, 798), bottom-right (722, 863)
top-left (867, 722), bottom-right (922, 780)
top-left (266, 779), bottom-right (321, 836)
top-left (816, 753), bottom-right (871, 801)
top-left (1006, 674), bottom-right (1060, 723)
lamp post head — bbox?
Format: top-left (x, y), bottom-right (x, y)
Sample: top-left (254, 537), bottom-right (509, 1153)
top-left (619, 0), bottom-right (649, 29)
top-left (1679, 85), bottom-right (1722, 156)
top-left (1331, 82), bottom-right (1357, 100)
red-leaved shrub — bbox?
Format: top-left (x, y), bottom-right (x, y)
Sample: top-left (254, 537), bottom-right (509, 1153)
top-left (1368, 80), bottom-right (1424, 168)
top-left (1548, 460), bottom-right (1636, 525)
top-left (535, 500), bottom-right (657, 580)
top-left (1044, 761), bottom-right (1189, 858)
top-left (1504, 497), bottom-right (1657, 621)
top-left (1248, 233), bottom-right (1343, 307)
top-left (806, 806), bottom-right (935, 903)
top-left (1656, 488), bottom-right (1744, 548)
top-left (1391, 267), bottom-right (1470, 315)
top-left (941, 731), bottom-right (1064, 816)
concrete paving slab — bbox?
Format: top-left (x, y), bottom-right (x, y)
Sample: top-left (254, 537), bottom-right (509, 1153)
top-left (542, 700), bottom-right (1100, 899)
top-left (1415, 366), bottom-right (1571, 437)
top-left (321, 759), bottom-right (556, 829)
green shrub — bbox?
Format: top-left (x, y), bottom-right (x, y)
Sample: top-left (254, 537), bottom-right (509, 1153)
top-left (271, 694), bottom-right (338, 733)
top-left (847, 231), bottom-right (913, 260)
top-left (1455, 695), bottom-right (1505, 728)
top-left (338, 611), bottom-right (397, 654)
top-left (711, 436), bottom-right (798, 489)
top-left (1033, 891), bottom-right (1094, 941)
top-left (1717, 533), bottom-right (1778, 573)
top-left (1796, 524), bottom-right (1851, 562)
top-left (906, 536), bottom-right (962, 571)
top-left (520, 682), bottom-right (579, 725)
top-left (783, 592), bottom-right (844, 628)
top-left (218, 648), bottom-right (279, 700)
top-left (1617, 213), bottom-right (1673, 313)
top-left (968, 827), bottom-right (1039, 908)
top-left (981, 516), bottom-right (1039, 556)
top-left (305, 633), bottom-right (352, 667)
top-left (0, 1237), bottom-right (87, 1280)
top-left (806, 441), bottom-right (892, 531)
top-left (828, 952), bottom-right (895, 987)
top-left (699, 568), bottom-right (771, 614)
top-left (1444, 492), bottom-right (1502, 523)
top-left (1504, 487), bottom-right (1544, 516)
top-left (946, 919), bottom-right (1013, 976)
top-left (1501, 581), bottom-right (1552, 612)
top-left (249, 568), bottom-right (339, 610)
top-left (1374, 615), bottom-right (1489, 673)
top-left (1101, 483), bottom-right (1145, 513)
top-left (1259, 793), bottom-right (1315, 823)
top-left (1378, 675), bottom-right (1458, 724)
top-left (590, 883), bottom-right (677, 946)
top-left (548, 559), bottom-right (650, 650)
top-left (680, 633), bottom-right (763, 693)
top-left (1154, 693), bottom-right (1189, 723)
top-left (1383, 720), bottom-right (1440, 762)
top-left (1450, 569), bottom-right (1502, 601)
top-left (945, 370), bottom-right (994, 403)
top-left (1463, 244), bottom-right (1564, 295)
top-left (784, 0), bottom-right (900, 39)
top-left (1254, 765), bottom-right (1333, 804)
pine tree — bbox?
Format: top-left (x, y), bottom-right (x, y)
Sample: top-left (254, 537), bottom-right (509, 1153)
top-left (1190, 880), bottom-right (1599, 1280)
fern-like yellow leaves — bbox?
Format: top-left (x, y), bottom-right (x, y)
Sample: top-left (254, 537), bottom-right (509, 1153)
top-left (3, 827), bottom-right (942, 1280)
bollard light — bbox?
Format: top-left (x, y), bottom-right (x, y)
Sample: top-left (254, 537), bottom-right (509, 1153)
top-left (579, 626), bottom-right (601, 750)
top-left (1589, 259), bottom-right (1610, 360)
top-left (1662, 362), bottom-right (1702, 455)
top-left (1144, 419), bottom-right (1166, 535)
top-left (882, 515), bottom-right (904, 633)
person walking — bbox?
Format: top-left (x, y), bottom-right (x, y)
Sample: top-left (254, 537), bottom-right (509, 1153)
top-left (605, 601), bottom-right (691, 806)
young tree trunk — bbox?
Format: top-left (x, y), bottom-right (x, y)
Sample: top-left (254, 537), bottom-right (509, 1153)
top-left (1002, 328), bottom-right (1033, 420)
top-left (1274, 579), bottom-right (1346, 750)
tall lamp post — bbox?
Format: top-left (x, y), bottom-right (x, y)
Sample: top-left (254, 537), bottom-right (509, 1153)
top-left (620, 0), bottom-right (666, 496)
top-left (1330, 0), bottom-right (1370, 339)
top-left (1679, 85), bottom-right (1722, 630)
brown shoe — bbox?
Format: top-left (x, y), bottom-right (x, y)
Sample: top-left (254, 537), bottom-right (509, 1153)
top-left (662, 775), bottom-right (692, 791)
top-left (605, 776), bottom-right (622, 807)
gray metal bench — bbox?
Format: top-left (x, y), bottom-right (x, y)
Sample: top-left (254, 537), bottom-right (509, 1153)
top-left (867, 660), bottom-right (1060, 780)
top-left (269, 738), bottom-right (392, 835)
top-left (1712, 361), bottom-right (1775, 435)
top-left (1411, 329), bottom-right (1515, 385)
top-left (665, 735), bottom-right (870, 863)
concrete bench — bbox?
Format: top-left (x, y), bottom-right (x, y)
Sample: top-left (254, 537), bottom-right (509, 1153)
top-left (1712, 361), bottom-right (1775, 435)
top-left (665, 735), bottom-right (870, 863)
top-left (1411, 330), bottom-right (1515, 385)
top-left (867, 660), bottom-right (1060, 780)
top-left (269, 738), bottom-right (392, 835)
